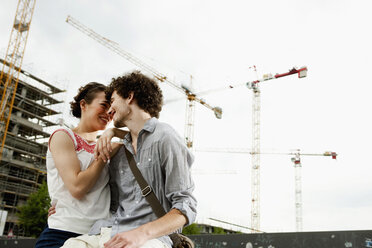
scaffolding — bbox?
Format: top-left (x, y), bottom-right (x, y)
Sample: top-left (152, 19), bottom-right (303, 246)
top-left (0, 58), bottom-right (64, 236)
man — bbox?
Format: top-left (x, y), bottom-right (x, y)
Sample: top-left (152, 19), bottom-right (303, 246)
top-left (63, 71), bottom-right (197, 248)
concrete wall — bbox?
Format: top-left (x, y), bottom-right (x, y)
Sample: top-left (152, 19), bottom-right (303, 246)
top-left (189, 230), bottom-right (372, 248)
top-left (1, 230), bottom-right (371, 248)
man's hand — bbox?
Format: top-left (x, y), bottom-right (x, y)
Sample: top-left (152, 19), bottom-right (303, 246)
top-left (94, 129), bottom-right (116, 162)
top-left (104, 228), bottom-right (148, 248)
top-left (48, 203), bottom-right (56, 218)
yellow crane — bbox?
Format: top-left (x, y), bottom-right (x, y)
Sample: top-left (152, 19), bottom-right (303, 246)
top-left (0, 0), bottom-right (37, 160)
top-left (65, 16), bottom-right (222, 149)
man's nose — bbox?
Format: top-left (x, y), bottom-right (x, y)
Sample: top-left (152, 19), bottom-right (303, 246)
top-left (107, 106), bottom-right (113, 115)
top-left (107, 107), bottom-right (115, 119)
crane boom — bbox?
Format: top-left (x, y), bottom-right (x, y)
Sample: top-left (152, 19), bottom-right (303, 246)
top-left (65, 15), bottom-right (222, 119)
top-left (195, 147), bottom-right (337, 158)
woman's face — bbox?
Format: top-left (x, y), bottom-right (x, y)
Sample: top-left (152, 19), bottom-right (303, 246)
top-left (82, 91), bottom-right (111, 130)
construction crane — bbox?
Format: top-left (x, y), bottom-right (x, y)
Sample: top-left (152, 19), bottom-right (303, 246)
top-left (174, 66), bottom-right (307, 231)
top-left (0, 0), bottom-right (37, 161)
top-left (179, 66), bottom-right (307, 231)
top-left (289, 149), bottom-right (337, 231)
top-left (248, 66), bottom-right (308, 232)
top-left (65, 16), bottom-right (222, 149)
top-left (196, 147), bottom-right (337, 232)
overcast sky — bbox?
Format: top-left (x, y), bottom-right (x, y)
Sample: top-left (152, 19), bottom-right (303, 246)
top-left (1, 0), bottom-right (371, 233)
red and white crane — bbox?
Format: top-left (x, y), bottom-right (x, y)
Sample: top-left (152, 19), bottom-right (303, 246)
top-left (196, 147), bottom-right (337, 232)
top-left (247, 66), bottom-right (308, 232)
top-left (290, 149), bottom-right (337, 231)
top-left (193, 66), bottom-right (307, 231)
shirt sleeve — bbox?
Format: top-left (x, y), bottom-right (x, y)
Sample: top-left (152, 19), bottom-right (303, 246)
top-left (160, 131), bottom-right (197, 226)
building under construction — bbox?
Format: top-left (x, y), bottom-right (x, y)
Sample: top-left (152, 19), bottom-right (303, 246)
top-left (0, 58), bottom-right (64, 236)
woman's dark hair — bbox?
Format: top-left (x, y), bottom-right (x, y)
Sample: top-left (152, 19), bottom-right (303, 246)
top-left (106, 71), bottom-right (163, 118)
top-left (70, 82), bottom-right (106, 118)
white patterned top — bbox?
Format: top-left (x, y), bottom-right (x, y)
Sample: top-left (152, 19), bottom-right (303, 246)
top-left (47, 127), bottom-right (110, 234)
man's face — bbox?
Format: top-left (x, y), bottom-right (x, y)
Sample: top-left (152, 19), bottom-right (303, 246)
top-left (108, 91), bottom-right (130, 128)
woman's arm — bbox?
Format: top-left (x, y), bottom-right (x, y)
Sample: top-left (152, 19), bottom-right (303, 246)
top-left (94, 128), bottom-right (128, 161)
top-left (50, 131), bottom-right (120, 200)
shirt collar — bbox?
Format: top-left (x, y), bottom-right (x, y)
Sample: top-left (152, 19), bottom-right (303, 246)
top-left (142, 117), bottom-right (158, 133)
top-left (123, 117), bottom-right (158, 143)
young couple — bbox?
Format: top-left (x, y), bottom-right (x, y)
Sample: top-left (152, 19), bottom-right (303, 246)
top-left (35, 71), bottom-right (197, 248)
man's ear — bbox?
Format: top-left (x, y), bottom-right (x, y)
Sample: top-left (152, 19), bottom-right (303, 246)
top-left (128, 92), bottom-right (134, 104)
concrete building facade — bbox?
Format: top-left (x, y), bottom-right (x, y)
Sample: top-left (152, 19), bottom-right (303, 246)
top-left (0, 58), bottom-right (64, 236)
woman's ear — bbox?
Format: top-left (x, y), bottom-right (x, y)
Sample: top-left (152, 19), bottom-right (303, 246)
top-left (80, 99), bottom-right (87, 111)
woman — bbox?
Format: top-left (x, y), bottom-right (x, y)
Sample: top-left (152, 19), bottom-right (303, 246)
top-left (35, 82), bottom-right (124, 248)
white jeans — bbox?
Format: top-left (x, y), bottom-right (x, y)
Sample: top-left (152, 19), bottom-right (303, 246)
top-left (61, 227), bottom-right (168, 248)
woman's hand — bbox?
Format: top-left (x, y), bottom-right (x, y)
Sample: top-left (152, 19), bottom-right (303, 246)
top-left (95, 128), bottom-right (128, 162)
top-left (94, 129), bottom-right (116, 162)
top-left (109, 142), bottom-right (123, 158)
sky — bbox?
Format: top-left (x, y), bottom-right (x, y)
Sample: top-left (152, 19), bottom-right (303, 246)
top-left (1, 0), bottom-right (372, 233)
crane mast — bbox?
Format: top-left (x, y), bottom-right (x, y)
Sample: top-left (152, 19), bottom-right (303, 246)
top-left (183, 76), bottom-right (197, 149)
top-left (292, 152), bottom-right (303, 231)
top-left (250, 82), bottom-right (261, 231)
top-left (0, 0), bottom-right (36, 160)
top-left (65, 16), bottom-right (222, 148)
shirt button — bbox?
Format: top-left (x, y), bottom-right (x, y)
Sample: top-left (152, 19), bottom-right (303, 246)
top-left (137, 162), bottom-right (140, 166)
top-left (114, 220), bottom-right (118, 225)
top-left (148, 158), bottom-right (151, 161)
top-left (126, 214), bottom-right (130, 217)
top-left (120, 170), bottom-right (124, 174)
top-left (135, 201), bottom-right (139, 204)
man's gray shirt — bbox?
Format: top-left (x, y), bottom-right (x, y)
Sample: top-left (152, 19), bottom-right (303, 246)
top-left (89, 118), bottom-right (197, 247)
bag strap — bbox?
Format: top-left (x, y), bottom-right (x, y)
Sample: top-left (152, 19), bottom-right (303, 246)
top-left (124, 146), bottom-right (166, 218)
top-left (124, 146), bottom-right (187, 248)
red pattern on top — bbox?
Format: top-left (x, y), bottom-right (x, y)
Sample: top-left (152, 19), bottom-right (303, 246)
top-left (73, 133), bottom-right (96, 154)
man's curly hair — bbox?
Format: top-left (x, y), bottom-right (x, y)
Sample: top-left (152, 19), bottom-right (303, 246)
top-left (106, 71), bottom-right (163, 118)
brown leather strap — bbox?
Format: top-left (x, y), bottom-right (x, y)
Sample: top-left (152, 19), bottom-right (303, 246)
top-left (124, 146), bottom-right (166, 218)
top-left (124, 146), bottom-right (194, 248)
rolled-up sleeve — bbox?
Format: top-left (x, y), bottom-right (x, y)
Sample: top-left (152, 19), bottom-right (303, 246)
top-left (160, 132), bottom-right (197, 226)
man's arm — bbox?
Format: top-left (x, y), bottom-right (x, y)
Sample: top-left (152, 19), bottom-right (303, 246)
top-left (105, 129), bottom-right (196, 248)
top-left (104, 209), bottom-right (186, 248)
top-left (161, 131), bottom-right (197, 226)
